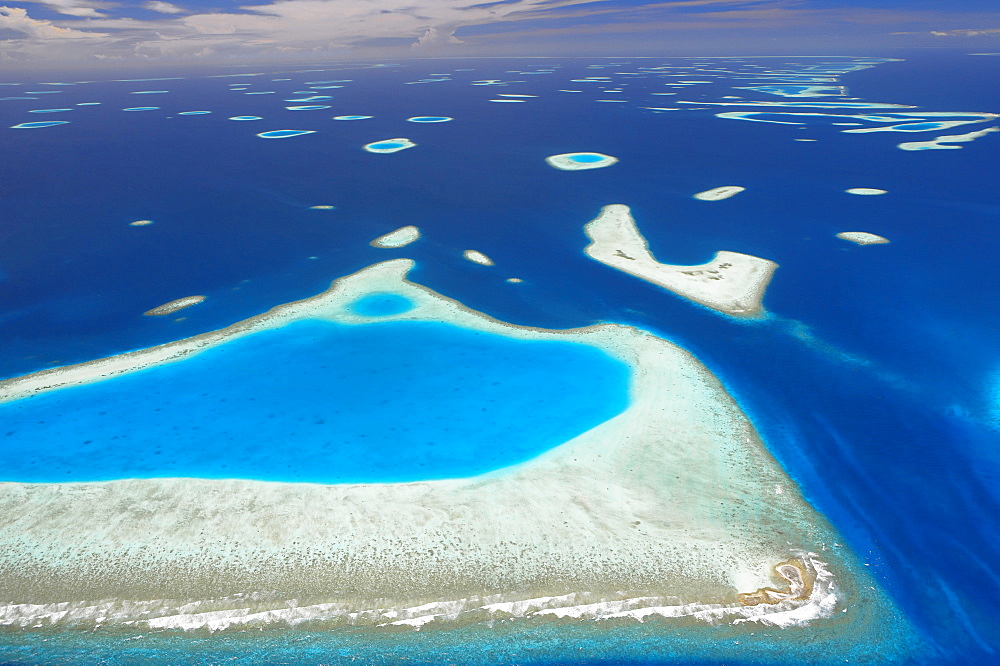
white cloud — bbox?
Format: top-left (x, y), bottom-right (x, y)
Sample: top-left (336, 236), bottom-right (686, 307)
top-left (0, 5), bottom-right (108, 38)
top-left (14, 0), bottom-right (114, 18)
top-left (144, 1), bottom-right (184, 14)
top-left (5, 0), bottom-right (999, 64)
top-left (930, 28), bottom-right (1000, 37)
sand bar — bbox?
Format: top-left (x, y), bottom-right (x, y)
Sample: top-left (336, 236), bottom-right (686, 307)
top-left (463, 249), bottom-right (494, 265)
top-left (837, 232), bottom-right (889, 245)
top-left (694, 186), bottom-right (745, 201)
top-left (584, 204), bottom-right (777, 317)
top-left (143, 295), bottom-right (206, 316)
top-left (371, 225), bottom-right (420, 248)
top-left (0, 259), bottom-right (859, 632)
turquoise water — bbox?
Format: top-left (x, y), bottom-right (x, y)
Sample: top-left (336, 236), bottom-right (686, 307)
top-left (11, 121), bottom-right (68, 128)
top-left (0, 316), bottom-right (630, 483)
top-left (257, 129), bottom-right (315, 138)
top-left (369, 141), bottom-right (405, 149)
top-left (569, 153), bottom-right (605, 163)
top-left (348, 292), bottom-right (415, 316)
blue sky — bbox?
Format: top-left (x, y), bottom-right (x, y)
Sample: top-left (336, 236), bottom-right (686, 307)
top-left (1, 0), bottom-right (998, 64)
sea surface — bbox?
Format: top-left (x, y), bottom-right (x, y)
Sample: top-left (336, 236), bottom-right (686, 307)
top-left (1, 53), bottom-right (999, 663)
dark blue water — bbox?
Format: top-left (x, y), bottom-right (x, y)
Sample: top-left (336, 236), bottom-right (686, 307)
top-left (2, 53), bottom-right (999, 662)
top-left (0, 317), bottom-right (629, 483)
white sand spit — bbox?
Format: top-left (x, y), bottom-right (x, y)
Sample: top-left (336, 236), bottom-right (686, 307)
top-left (845, 188), bottom-right (887, 195)
top-left (463, 250), bottom-right (494, 266)
top-left (584, 204), bottom-right (777, 317)
top-left (371, 226), bottom-right (420, 248)
top-left (837, 232), bottom-right (890, 245)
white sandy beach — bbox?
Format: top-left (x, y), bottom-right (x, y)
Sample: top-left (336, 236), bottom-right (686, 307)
top-left (584, 204), bottom-right (777, 317)
top-left (0, 260), bottom-right (836, 630)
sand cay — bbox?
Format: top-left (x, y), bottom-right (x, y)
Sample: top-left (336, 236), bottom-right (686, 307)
top-left (371, 225), bottom-right (420, 248)
top-left (837, 232), bottom-right (889, 245)
top-left (463, 249), bottom-right (494, 265)
top-left (0, 258), bottom-right (863, 632)
top-left (584, 204), bottom-right (777, 317)
top-left (143, 295), bottom-right (205, 316)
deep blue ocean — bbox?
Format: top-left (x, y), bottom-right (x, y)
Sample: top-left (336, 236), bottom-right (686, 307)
top-left (1, 53), bottom-right (999, 663)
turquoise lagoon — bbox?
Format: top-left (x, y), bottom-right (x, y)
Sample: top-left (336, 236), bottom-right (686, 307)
top-left (0, 309), bottom-right (630, 484)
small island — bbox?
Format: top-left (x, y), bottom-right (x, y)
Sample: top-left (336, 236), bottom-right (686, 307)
top-left (837, 231), bottom-right (890, 245)
top-left (363, 138), bottom-right (416, 153)
top-left (371, 225), bottom-right (421, 248)
top-left (693, 185), bottom-right (745, 201)
top-left (143, 295), bottom-right (206, 316)
top-left (546, 152), bottom-right (618, 171)
top-left (463, 250), bottom-right (495, 266)
top-left (584, 204), bottom-right (777, 317)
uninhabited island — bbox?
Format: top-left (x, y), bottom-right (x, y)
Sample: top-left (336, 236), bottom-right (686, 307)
top-left (845, 188), bottom-right (887, 195)
top-left (694, 185), bottom-right (745, 201)
top-left (371, 225), bottom-right (421, 248)
top-left (364, 138), bottom-right (416, 153)
top-left (463, 250), bottom-right (494, 266)
top-left (143, 295), bottom-right (206, 316)
top-left (837, 231), bottom-right (890, 245)
top-left (130, 219), bottom-right (153, 226)
top-left (583, 204), bottom-right (777, 317)
top-left (546, 152), bottom-right (618, 171)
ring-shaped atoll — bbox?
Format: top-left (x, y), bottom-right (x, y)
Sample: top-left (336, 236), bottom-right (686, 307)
top-left (364, 138), bottom-right (416, 153)
top-left (546, 152), bottom-right (618, 170)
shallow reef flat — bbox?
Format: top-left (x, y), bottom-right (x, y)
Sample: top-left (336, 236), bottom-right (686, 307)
top-left (0, 260), bottom-right (911, 657)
